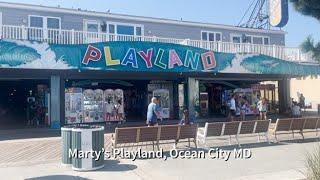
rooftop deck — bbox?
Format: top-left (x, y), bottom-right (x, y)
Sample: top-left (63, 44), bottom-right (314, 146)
top-left (0, 24), bottom-right (317, 64)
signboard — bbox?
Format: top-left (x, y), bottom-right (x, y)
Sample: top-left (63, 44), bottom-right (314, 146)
top-left (0, 39), bottom-right (319, 76)
top-left (269, 0), bottom-right (289, 27)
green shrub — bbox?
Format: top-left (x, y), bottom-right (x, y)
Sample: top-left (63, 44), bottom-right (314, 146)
top-left (305, 145), bottom-right (320, 180)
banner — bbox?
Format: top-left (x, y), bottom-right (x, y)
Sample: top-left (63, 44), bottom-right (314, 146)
top-left (0, 39), bottom-right (319, 76)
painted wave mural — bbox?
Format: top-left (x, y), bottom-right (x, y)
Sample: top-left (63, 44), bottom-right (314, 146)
top-left (0, 39), bottom-right (319, 76)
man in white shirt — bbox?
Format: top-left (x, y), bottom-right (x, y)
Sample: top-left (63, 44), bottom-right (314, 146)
top-left (229, 94), bottom-right (236, 121)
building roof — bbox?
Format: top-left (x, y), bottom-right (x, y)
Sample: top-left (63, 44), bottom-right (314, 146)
top-left (0, 1), bottom-right (286, 35)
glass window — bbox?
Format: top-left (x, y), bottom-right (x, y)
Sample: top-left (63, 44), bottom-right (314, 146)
top-left (264, 37), bottom-right (270, 45)
top-left (47, 18), bottom-right (60, 29)
top-left (30, 16), bottom-right (43, 28)
top-left (136, 26), bottom-right (142, 36)
top-left (108, 24), bottom-right (115, 34)
top-left (253, 37), bottom-right (263, 44)
top-left (242, 35), bottom-right (252, 43)
top-left (87, 23), bottom-right (99, 32)
top-left (232, 36), bottom-right (241, 43)
top-left (201, 32), bottom-right (207, 41)
top-left (208, 33), bottom-right (215, 41)
top-left (216, 33), bottom-right (221, 41)
top-left (117, 25), bottom-right (134, 35)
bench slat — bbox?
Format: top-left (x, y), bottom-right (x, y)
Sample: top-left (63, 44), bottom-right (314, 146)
top-left (223, 122), bottom-right (240, 136)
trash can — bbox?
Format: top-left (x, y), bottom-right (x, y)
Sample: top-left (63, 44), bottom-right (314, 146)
top-left (61, 125), bottom-right (76, 166)
top-left (71, 125), bottom-right (105, 171)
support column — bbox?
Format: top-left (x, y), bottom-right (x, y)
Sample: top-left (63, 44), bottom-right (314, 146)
top-left (173, 82), bottom-right (180, 120)
top-left (278, 78), bottom-right (291, 114)
top-left (187, 77), bottom-right (199, 122)
top-left (50, 76), bottom-right (65, 129)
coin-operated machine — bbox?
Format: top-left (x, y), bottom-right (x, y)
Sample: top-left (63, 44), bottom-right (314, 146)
top-left (153, 89), bottom-right (170, 119)
top-left (199, 92), bottom-right (209, 117)
top-left (65, 88), bottom-right (83, 124)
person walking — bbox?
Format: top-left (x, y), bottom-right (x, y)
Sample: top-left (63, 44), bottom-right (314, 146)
top-left (240, 102), bottom-right (246, 121)
top-left (257, 98), bottom-right (267, 120)
top-left (146, 97), bottom-right (160, 126)
top-left (299, 93), bottom-right (306, 112)
top-left (229, 94), bottom-right (236, 121)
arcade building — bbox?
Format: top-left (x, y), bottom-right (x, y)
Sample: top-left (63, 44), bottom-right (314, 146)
top-left (0, 1), bottom-right (318, 129)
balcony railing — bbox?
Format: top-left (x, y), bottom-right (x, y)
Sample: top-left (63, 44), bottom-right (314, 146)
top-left (0, 24), bottom-right (317, 63)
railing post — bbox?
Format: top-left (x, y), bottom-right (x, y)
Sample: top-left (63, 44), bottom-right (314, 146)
top-left (21, 25), bottom-right (27, 40)
top-left (152, 36), bottom-right (157, 42)
top-left (0, 22), bottom-right (2, 39)
top-left (186, 38), bottom-right (190, 46)
top-left (298, 48), bottom-right (301, 63)
top-left (43, 27), bottom-right (48, 41)
top-left (246, 43), bottom-right (250, 53)
top-left (71, 29), bottom-right (75, 44)
top-left (105, 32), bottom-right (109, 42)
top-left (272, 44), bottom-right (276, 58)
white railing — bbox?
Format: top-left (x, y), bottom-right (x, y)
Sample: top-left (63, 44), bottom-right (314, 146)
top-left (0, 24), bottom-right (317, 63)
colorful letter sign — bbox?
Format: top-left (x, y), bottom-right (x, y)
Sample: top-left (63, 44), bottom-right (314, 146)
top-left (82, 45), bottom-right (102, 65)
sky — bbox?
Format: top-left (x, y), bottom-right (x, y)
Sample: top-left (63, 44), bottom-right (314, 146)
top-left (4, 0), bottom-right (320, 47)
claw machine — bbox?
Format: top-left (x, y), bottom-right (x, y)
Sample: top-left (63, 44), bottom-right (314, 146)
top-left (65, 88), bottom-right (83, 124)
top-left (83, 89), bottom-right (104, 122)
top-left (104, 89), bottom-right (125, 123)
top-left (153, 89), bottom-right (170, 119)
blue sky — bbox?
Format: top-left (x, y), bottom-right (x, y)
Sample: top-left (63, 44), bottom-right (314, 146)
top-left (4, 0), bottom-right (320, 47)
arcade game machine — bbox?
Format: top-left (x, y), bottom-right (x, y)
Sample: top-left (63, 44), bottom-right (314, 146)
top-left (153, 89), bottom-right (170, 119)
top-left (65, 88), bottom-right (83, 124)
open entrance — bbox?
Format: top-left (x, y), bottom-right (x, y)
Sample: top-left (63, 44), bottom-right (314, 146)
top-left (198, 80), bottom-right (278, 119)
top-left (0, 79), bottom-right (50, 129)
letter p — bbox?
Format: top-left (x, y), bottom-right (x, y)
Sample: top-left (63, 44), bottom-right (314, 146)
top-left (82, 45), bottom-right (102, 65)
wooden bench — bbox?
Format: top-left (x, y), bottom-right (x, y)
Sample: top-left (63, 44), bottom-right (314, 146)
top-left (197, 120), bottom-right (271, 147)
top-left (111, 124), bottom-right (198, 151)
top-left (274, 117), bottom-right (320, 142)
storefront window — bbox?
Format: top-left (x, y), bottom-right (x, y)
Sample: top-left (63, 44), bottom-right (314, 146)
top-left (47, 17), bottom-right (60, 29)
top-left (29, 16), bottom-right (43, 28)
top-left (109, 24), bottom-right (115, 34)
top-left (232, 36), bottom-right (241, 43)
top-left (201, 32), bottom-right (208, 41)
top-left (117, 25), bottom-right (134, 35)
top-left (201, 31), bottom-right (222, 42)
top-left (136, 26), bottom-right (142, 36)
top-left (108, 22), bottom-right (143, 36)
top-left (253, 36), bottom-right (263, 44)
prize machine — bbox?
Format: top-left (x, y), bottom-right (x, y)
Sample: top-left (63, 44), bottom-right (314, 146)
top-left (199, 92), bottom-right (209, 117)
top-left (65, 88), bottom-right (83, 124)
top-left (114, 89), bottom-right (125, 122)
top-left (153, 89), bottom-right (170, 119)
top-left (233, 88), bottom-right (259, 116)
top-left (104, 89), bottom-right (125, 123)
top-left (83, 89), bottom-right (104, 123)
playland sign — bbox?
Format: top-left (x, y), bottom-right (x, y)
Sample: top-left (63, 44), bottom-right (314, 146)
top-left (1, 40), bottom-right (320, 76)
top-left (81, 43), bottom-right (216, 71)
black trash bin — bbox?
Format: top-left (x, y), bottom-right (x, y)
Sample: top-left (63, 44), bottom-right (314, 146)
top-left (71, 125), bottom-right (105, 171)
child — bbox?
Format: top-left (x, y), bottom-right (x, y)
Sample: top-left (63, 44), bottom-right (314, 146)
top-left (240, 102), bottom-right (246, 121)
top-left (179, 109), bottom-right (190, 125)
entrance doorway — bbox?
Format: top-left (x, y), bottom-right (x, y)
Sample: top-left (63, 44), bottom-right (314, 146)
top-left (0, 79), bottom-right (50, 129)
